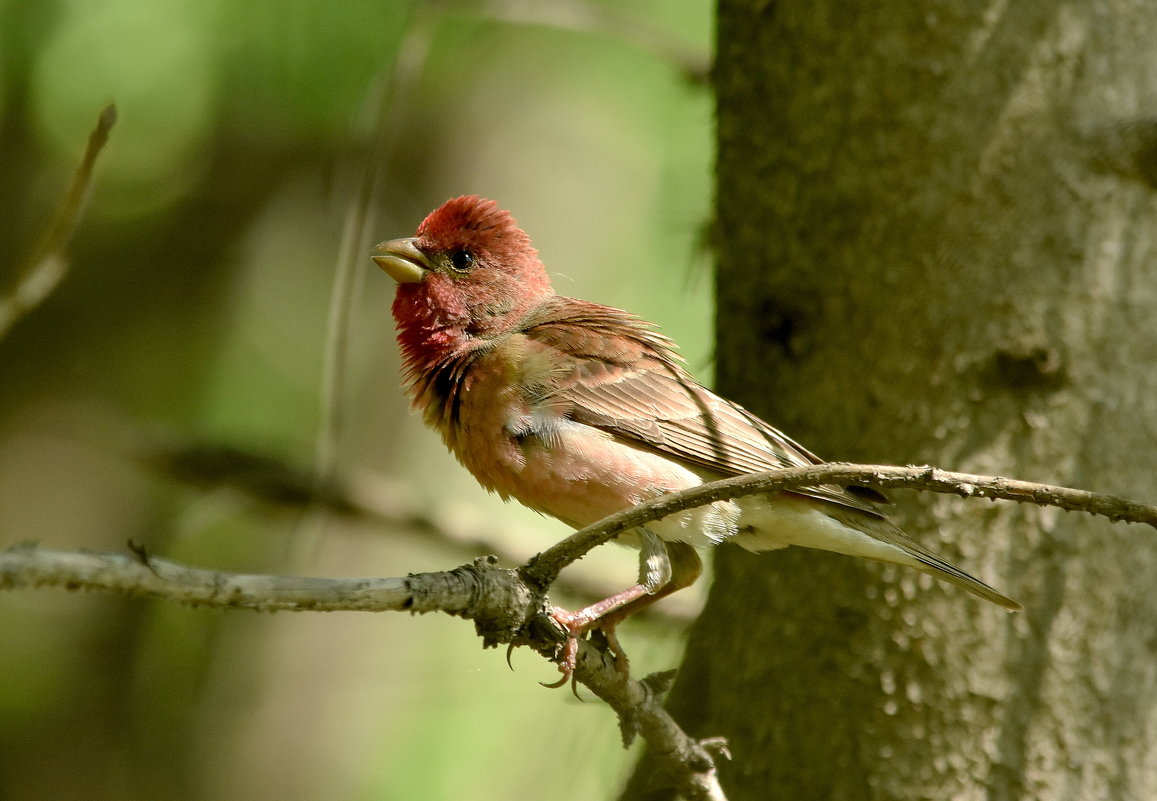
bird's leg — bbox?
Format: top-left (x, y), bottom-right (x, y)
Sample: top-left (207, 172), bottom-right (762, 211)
top-left (546, 531), bottom-right (702, 686)
top-left (595, 540), bottom-right (703, 675)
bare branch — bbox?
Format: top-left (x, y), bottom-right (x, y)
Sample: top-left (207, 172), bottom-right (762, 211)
top-left (0, 104), bottom-right (116, 340)
top-left (5, 462), bottom-right (1154, 801)
top-left (145, 441), bottom-right (700, 621)
top-left (0, 543), bottom-right (446, 613)
top-left (0, 540), bottom-right (723, 798)
top-left (314, 8), bottom-right (436, 498)
top-left (524, 463), bottom-right (1157, 585)
top-left (576, 658), bottom-right (729, 801)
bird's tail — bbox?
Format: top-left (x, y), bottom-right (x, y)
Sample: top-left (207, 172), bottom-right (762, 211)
top-left (734, 495), bottom-right (1021, 611)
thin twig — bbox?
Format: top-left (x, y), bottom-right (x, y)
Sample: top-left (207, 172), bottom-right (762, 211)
top-left (0, 544), bottom-right (415, 611)
top-left (311, 8), bottom-right (436, 529)
top-left (524, 463), bottom-right (1157, 585)
top-left (0, 104), bottom-right (117, 340)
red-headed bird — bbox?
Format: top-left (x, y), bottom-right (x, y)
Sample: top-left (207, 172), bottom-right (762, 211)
top-left (373, 196), bottom-right (1018, 678)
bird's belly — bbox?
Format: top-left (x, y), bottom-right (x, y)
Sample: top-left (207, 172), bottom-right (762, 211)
top-left (458, 417), bottom-right (740, 548)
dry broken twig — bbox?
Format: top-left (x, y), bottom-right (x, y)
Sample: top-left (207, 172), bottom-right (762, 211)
top-left (3, 463), bottom-right (1155, 801)
top-left (0, 104), bottom-right (116, 340)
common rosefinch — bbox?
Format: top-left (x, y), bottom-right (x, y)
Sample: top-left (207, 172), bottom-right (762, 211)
top-left (373, 196), bottom-right (1018, 678)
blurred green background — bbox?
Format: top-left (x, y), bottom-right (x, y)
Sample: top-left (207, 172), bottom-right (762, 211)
top-left (0, 2), bottom-right (712, 799)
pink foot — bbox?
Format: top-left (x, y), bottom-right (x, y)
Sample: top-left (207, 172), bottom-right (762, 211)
top-left (543, 606), bottom-right (631, 690)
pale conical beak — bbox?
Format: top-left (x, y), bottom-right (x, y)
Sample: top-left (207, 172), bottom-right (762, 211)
top-left (372, 238), bottom-right (429, 284)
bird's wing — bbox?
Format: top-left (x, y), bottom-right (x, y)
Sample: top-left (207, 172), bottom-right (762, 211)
top-left (520, 298), bottom-right (888, 518)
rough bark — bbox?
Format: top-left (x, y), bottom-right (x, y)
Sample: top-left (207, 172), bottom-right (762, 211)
top-left (625, 2), bottom-right (1157, 799)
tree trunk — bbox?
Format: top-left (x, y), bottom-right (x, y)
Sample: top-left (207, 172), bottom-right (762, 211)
top-left (625, 2), bottom-right (1157, 799)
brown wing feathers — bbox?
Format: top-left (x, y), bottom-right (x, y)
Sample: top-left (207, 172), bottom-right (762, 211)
top-left (523, 298), bottom-right (886, 518)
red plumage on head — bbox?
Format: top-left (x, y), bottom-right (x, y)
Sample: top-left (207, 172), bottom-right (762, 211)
top-left (390, 196), bottom-right (555, 373)
top-left (415, 195), bottom-right (538, 269)
top-left (388, 196), bottom-right (557, 427)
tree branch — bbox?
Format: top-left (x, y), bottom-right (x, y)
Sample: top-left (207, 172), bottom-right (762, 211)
top-left (0, 104), bottom-right (116, 340)
top-left (145, 441), bottom-right (700, 621)
top-left (4, 462), bottom-right (1154, 801)
top-left (523, 463), bottom-right (1157, 586)
top-left (0, 543), bottom-right (725, 798)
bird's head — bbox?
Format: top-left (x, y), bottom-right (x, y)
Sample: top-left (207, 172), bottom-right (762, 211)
top-left (373, 196), bottom-right (554, 344)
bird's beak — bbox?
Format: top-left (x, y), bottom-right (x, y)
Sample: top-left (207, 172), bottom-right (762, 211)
top-left (372, 238), bottom-right (430, 284)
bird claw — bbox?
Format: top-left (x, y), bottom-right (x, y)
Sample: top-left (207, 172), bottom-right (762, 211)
top-left (539, 673), bottom-right (570, 690)
top-left (541, 607), bottom-right (631, 693)
top-left (538, 668), bottom-right (582, 699)
top-left (539, 622), bottom-right (581, 692)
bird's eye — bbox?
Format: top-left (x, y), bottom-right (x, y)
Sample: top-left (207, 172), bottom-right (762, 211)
top-left (448, 250), bottom-right (474, 272)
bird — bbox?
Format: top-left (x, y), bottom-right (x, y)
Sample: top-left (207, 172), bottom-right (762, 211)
top-left (371, 195), bottom-right (1019, 680)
